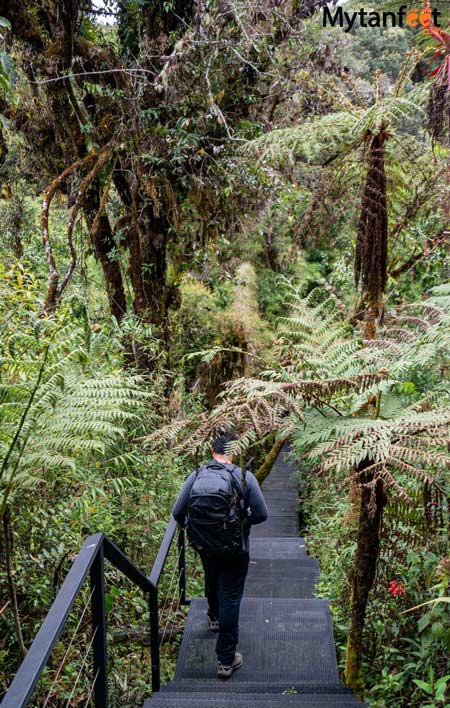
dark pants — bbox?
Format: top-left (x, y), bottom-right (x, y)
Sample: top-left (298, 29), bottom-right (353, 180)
top-left (199, 551), bottom-right (249, 665)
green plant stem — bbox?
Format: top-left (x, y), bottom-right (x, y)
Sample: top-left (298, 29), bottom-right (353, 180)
top-left (3, 509), bottom-right (27, 657)
top-left (0, 342), bottom-right (50, 520)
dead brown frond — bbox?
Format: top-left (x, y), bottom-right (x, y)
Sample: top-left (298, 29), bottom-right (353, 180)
top-left (355, 128), bottom-right (389, 319)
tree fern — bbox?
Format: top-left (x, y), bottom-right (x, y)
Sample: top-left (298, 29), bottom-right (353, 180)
top-left (149, 284), bottom-right (449, 508)
top-left (0, 323), bottom-right (151, 518)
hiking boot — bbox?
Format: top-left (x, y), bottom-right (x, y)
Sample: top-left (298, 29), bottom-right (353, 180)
top-left (217, 652), bottom-right (243, 679)
top-left (208, 617), bottom-right (220, 632)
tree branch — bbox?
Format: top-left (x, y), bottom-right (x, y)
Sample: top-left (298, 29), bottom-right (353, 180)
top-left (389, 230), bottom-right (447, 279)
top-left (41, 141), bottom-right (115, 313)
top-left (59, 147), bottom-right (115, 298)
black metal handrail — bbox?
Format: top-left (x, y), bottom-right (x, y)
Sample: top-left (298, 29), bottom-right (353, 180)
top-left (148, 516), bottom-right (188, 693)
top-left (1, 518), bottom-right (188, 707)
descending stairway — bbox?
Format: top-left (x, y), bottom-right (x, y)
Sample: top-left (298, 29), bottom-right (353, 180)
top-left (144, 448), bottom-right (368, 708)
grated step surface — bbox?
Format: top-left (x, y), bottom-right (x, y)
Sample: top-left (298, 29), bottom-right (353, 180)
top-left (248, 558), bottom-right (319, 574)
top-left (245, 550), bottom-right (319, 598)
top-left (144, 694), bottom-right (367, 707)
top-left (174, 598), bottom-right (339, 684)
top-left (160, 682), bottom-right (353, 695)
top-left (263, 490), bottom-right (298, 507)
top-left (263, 496), bottom-right (297, 516)
top-left (244, 574), bottom-right (318, 599)
top-left (249, 538), bottom-right (309, 559)
top-left (261, 479), bottom-right (298, 491)
top-left (251, 516), bottom-right (298, 537)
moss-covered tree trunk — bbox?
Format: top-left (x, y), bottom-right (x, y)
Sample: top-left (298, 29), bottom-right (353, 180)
top-left (84, 184), bottom-right (126, 323)
top-left (255, 435), bottom-right (286, 484)
top-left (345, 461), bottom-right (386, 699)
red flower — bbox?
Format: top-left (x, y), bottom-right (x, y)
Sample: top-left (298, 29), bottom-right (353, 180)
top-left (388, 581), bottom-right (405, 597)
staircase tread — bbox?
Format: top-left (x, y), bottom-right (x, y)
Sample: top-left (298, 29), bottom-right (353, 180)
top-left (249, 538), bottom-right (308, 555)
top-left (174, 598), bottom-right (339, 683)
top-left (160, 683), bottom-right (353, 694)
top-left (144, 695), bottom-right (367, 707)
top-left (157, 692), bottom-right (359, 700)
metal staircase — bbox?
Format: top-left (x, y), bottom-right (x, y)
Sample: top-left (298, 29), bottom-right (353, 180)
top-left (143, 448), bottom-right (368, 708)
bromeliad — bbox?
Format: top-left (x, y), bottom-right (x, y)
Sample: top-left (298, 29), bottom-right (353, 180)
top-left (425, 7), bottom-right (450, 142)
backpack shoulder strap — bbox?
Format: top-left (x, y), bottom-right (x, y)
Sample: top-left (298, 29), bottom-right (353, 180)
top-left (241, 467), bottom-right (247, 496)
top-left (221, 463), bottom-right (248, 509)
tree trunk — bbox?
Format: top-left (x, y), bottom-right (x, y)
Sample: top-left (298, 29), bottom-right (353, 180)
top-left (345, 462), bottom-right (386, 699)
top-left (84, 184), bottom-right (126, 323)
top-left (264, 232), bottom-right (280, 272)
top-left (113, 169), bottom-right (171, 329)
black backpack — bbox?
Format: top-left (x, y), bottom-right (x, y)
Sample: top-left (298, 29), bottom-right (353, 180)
top-left (186, 462), bottom-right (247, 556)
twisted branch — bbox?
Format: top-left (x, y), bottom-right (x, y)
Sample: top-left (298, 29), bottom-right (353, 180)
top-left (41, 140), bottom-right (115, 313)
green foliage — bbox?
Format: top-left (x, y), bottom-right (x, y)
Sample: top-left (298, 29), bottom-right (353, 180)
top-left (0, 17), bottom-right (16, 90)
top-left (0, 317), bottom-right (151, 518)
top-left (0, 1), bottom-right (449, 704)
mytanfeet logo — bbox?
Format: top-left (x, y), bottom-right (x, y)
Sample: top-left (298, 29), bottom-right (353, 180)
top-left (323, 4), bottom-right (442, 32)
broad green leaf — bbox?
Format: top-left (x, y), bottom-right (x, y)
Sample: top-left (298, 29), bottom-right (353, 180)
top-left (418, 614), bottom-right (431, 632)
top-left (0, 17), bottom-right (11, 29)
top-left (436, 683), bottom-right (447, 700)
top-left (431, 621), bottom-right (445, 639)
top-left (412, 679), bottom-right (433, 694)
top-left (0, 112), bottom-right (9, 132)
top-left (435, 675), bottom-right (450, 689)
top-left (402, 381), bottom-right (416, 395)
top-left (0, 50), bottom-right (17, 86)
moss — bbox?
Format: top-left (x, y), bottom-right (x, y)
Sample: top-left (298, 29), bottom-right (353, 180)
top-left (226, 262), bottom-right (274, 367)
top-left (255, 436), bottom-right (285, 484)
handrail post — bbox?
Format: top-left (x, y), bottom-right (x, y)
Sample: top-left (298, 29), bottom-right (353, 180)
top-left (178, 527), bottom-right (186, 605)
top-left (149, 585), bottom-right (160, 692)
top-left (90, 544), bottom-right (108, 708)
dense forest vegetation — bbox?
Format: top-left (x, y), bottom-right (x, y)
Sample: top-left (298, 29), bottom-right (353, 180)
top-left (0, 0), bottom-right (449, 706)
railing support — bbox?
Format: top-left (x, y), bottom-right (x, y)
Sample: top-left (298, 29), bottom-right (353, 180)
top-left (90, 545), bottom-right (108, 708)
top-left (149, 585), bottom-right (160, 692)
top-left (178, 528), bottom-right (187, 606)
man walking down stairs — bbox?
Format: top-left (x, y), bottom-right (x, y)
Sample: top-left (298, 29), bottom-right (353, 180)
top-left (144, 447), bottom-right (369, 708)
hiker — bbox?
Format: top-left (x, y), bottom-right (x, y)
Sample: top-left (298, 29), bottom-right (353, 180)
top-left (172, 431), bottom-right (268, 679)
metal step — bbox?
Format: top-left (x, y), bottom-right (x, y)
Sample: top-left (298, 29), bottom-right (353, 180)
top-left (244, 571), bottom-right (319, 599)
top-left (249, 538), bottom-right (309, 559)
top-left (247, 558), bottom-right (319, 575)
top-left (262, 492), bottom-right (299, 511)
top-left (261, 479), bottom-right (298, 491)
top-left (174, 598), bottom-right (339, 684)
top-left (251, 516), bottom-right (299, 537)
top-left (144, 693), bottom-right (367, 707)
top-left (160, 682), bottom-right (353, 695)
top-left (246, 542), bottom-right (319, 598)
